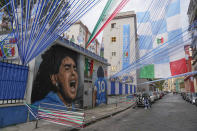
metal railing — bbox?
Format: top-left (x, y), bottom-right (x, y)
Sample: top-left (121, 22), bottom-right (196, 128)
top-left (0, 61), bottom-right (29, 105)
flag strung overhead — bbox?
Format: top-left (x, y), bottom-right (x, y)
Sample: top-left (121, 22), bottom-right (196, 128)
top-left (4, 0), bottom-right (102, 65)
top-left (138, 0), bottom-right (188, 78)
top-left (111, 0), bottom-right (192, 79)
top-left (86, 0), bottom-right (130, 49)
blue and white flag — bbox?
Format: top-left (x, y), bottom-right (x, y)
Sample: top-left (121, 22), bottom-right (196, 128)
top-left (136, 0), bottom-right (189, 78)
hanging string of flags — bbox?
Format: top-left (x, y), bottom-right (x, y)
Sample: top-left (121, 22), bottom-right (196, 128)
top-left (3, 0), bottom-right (102, 65)
top-left (111, 26), bottom-right (193, 78)
top-left (86, 0), bottom-right (130, 49)
top-left (1, 0), bottom-right (193, 84)
top-left (85, 0), bottom-right (119, 48)
top-left (138, 71), bottom-right (197, 86)
top-left (111, 0), bottom-right (193, 82)
top-left (121, 0), bottom-right (170, 65)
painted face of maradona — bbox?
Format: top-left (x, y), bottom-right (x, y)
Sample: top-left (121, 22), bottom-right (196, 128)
top-left (56, 56), bottom-right (78, 102)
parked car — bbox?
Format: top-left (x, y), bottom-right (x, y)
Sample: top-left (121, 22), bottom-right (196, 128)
top-left (189, 93), bottom-right (193, 103)
top-left (159, 92), bottom-right (163, 99)
top-left (149, 92), bottom-right (155, 103)
top-left (156, 92), bottom-right (161, 100)
top-left (153, 92), bottom-right (159, 101)
top-left (183, 92), bottom-right (187, 100)
top-left (195, 98), bottom-right (197, 107)
top-left (185, 93), bottom-right (191, 102)
top-left (160, 92), bottom-right (165, 98)
top-left (191, 93), bottom-right (197, 104)
top-left (181, 92), bottom-right (186, 100)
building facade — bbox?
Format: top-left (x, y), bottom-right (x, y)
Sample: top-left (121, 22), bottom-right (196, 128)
top-left (63, 21), bottom-right (100, 55)
top-left (102, 11), bottom-right (149, 92)
top-left (103, 11), bottom-right (137, 83)
top-left (187, 0), bottom-right (197, 93)
top-left (184, 45), bottom-right (195, 93)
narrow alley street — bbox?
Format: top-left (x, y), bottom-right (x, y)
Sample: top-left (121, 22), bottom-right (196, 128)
top-left (1, 1), bottom-right (197, 130)
top-left (82, 93), bottom-right (197, 131)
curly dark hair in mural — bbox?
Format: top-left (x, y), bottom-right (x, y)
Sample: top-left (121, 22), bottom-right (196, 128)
top-left (97, 66), bottom-right (104, 78)
top-left (31, 44), bottom-right (78, 105)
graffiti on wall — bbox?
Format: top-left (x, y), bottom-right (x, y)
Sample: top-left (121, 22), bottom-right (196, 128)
top-left (0, 37), bottom-right (18, 59)
top-left (31, 44), bottom-right (82, 109)
top-left (84, 57), bottom-right (94, 78)
top-left (94, 66), bottom-right (107, 106)
top-left (122, 24), bottom-right (130, 69)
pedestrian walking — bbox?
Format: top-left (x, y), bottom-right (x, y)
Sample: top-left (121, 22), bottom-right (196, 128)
top-left (144, 95), bottom-right (151, 109)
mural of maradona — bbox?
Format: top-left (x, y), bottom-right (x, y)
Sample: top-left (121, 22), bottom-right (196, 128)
top-left (31, 44), bottom-right (80, 109)
top-left (93, 66), bottom-right (107, 107)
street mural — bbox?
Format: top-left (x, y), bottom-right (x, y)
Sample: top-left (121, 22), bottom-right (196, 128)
top-left (94, 66), bottom-right (107, 106)
top-left (0, 44), bottom-right (18, 59)
top-left (0, 34), bottom-right (18, 60)
top-left (122, 24), bottom-right (130, 69)
top-left (31, 44), bottom-right (83, 109)
top-left (84, 57), bottom-right (94, 78)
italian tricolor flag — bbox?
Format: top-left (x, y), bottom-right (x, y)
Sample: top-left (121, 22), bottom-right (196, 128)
top-left (140, 47), bottom-right (188, 78)
top-left (140, 58), bottom-right (187, 78)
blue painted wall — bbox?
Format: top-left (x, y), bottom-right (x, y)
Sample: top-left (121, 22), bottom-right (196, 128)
top-left (0, 105), bottom-right (28, 128)
top-left (111, 81), bottom-right (115, 95)
top-left (119, 83), bottom-right (122, 95)
top-left (125, 84), bottom-right (128, 94)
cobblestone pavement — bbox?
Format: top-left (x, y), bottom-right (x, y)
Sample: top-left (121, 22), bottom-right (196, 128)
top-left (82, 93), bottom-right (197, 131)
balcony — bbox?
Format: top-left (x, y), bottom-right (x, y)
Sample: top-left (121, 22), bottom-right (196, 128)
top-left (0, 13), bottom-right (12, 35)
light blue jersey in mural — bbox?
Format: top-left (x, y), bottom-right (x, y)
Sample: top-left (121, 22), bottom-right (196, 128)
top-left (94, 78), bottom-right (107, 106)
top-left (33, 91), bottom-right (75, 111)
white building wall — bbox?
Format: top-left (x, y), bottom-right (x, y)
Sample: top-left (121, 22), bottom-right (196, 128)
top-left (25, 59), bottom-right (35, 104)
top-left (64, 21), bottom-right (100, 55)
top-left (103, 11), bottom-right (137, 85)
top-left (65, 24), bottom-right (80, 43)
top-left (67, 24), bottom-right (87, 48)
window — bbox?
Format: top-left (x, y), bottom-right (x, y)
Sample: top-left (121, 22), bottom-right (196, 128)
top-left (79, 27), bottom-right (82, 33)
top-left (111, 23), bottom-right (116, 28)
top-left (112, 52), bottom-right (116, 56)
top-left (111, 66), bottom-right (116, 72)
top-left (111, 37), bottom-right (116, 42)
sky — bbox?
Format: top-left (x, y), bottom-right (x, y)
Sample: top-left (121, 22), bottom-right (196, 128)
top-left (81, 0), bottom-right (134, 43)
top-left (80, 0), bottom-right (153, 43)
top-left (80, 0), bottom-right (190, 43)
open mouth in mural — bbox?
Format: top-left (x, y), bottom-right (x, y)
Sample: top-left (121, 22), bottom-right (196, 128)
top-left (70, 80), bottom-right (76, 92)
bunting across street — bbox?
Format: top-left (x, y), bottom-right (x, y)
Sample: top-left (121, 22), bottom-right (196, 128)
top-left (1, 0), bottom-right (196, 83)
top-left (86, 0), bottom-right (130, 49)
top-left (111, 0), bottom-right (195, 81)
top-left (1, 0), bottom-right (197, 129)
top-left (2, 0), bottom-right (102, 65)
